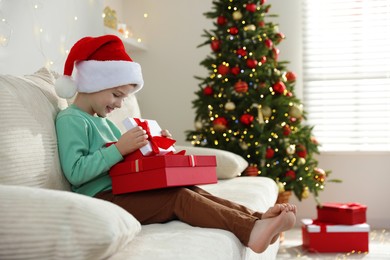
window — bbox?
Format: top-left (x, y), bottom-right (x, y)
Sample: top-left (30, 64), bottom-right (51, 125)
top-left (302, 0), bottom-right (390, 151)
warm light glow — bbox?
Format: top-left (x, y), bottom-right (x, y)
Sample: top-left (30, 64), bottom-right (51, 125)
top-left (0, 36), bottom-right (7, 46)
top-left (143, 13), bottom-right (148, 18)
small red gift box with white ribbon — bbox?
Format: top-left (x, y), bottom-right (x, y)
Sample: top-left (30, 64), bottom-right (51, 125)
top-left (301, 218), bottom-right (370, 253)
top-left (317, 202), bottom-right (367, 225)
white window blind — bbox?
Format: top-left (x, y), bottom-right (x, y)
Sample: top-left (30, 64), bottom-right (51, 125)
top-left (302, 0), bottom-right (390, 151)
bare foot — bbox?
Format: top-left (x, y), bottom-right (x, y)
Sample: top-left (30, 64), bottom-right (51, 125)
top-left (248, 210), bottom-right (296, 253)
top-left (262, 204), bottom-right (297, 244)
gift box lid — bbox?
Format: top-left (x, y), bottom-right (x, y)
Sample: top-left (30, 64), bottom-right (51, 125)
top-left (301, 219), bottom-right (370, 233)
top-left (317, 202), bottom-right (367, 213)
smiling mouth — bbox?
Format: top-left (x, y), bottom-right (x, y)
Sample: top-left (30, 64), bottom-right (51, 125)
top-left (106, 107), bottom-right (114, 113)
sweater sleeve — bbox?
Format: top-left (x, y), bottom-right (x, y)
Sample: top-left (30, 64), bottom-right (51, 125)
top-left (56, 115), bottom-right (123, 187)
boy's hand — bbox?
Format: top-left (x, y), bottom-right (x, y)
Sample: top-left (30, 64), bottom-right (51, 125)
top-left (115, 126), bottom-right (148, 156)
top-left (161, 129), bottom-right (173, 138)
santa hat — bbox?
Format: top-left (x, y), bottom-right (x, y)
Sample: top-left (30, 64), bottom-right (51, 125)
top-left (55, 35), bottom-right (144, 98)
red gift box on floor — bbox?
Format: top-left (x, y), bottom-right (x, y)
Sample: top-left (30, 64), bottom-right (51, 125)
top-left (109, 154), bottom-right (217, 194)
top-left (317, 202), bottom-right (367, 225)
top-left (301, 219), bottom-right (370, 253)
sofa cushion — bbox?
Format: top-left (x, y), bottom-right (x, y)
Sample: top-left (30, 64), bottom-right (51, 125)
top-left (0, 184), bottom-right (141, 260)
top-left (175, 145), bottom-right (248, 179)
top-left (0, 68), bottom-right (69, 190)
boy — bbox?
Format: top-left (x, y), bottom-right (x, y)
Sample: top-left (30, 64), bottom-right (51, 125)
top-left (55, 35), bottom-right (296, 254)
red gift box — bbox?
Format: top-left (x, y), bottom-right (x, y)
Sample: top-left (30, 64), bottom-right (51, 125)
top-left (301, 219), bottom-right (370, 253)
top-left (110, 154), bottom-right (217, 194)
top-left (317, 202), bottom-right (367, 225)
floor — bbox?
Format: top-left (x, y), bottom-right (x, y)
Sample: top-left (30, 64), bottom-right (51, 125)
top-left (277, 228), bottom-right (390, 259)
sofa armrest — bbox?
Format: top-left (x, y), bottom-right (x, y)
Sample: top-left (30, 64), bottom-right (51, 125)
top-left (175, 145), bottom-right (248, 179)
top-left (0, 185), bottom-right (141, 259)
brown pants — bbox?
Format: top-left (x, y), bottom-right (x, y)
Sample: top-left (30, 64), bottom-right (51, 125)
top-left (94, 186), bottom-right (262, 246)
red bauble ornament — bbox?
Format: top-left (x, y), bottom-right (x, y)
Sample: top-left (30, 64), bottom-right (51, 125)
top-left (265, 147), bottom-right (275, 159)
top-left (285, 170), bottom-right (296, 180)
top-left (203, 86), bottom-right (213, 96)
top-left (236, 48), bottom-right (247, 57)
top-left (234, 81), bottom-right (248, 93)
top-left (310, 136), bottom-right (319, 145)
top-left (229, 26), bottom-right (239, 35)
top-left (282, 125), bottom-right (291, 136)
top-left (296, 144), bottom-right (307, 158)
top-left (240, 113), bottom-right (254, 125)
top-left (246, 3), bottom-right (257, 12)
top-left (276, 32), bottom-right (285, 43)
top-left (260, 56), bottom-right (267, 64)
top-left (246, 58), bottom-right (258, 69)
top-left (265, 39), bottom-right (273, 49)
top-left (260, 0), bottom-right (267, 5)
top-left (272, 81), bottom-right (286, 94)
top-left (217, 64), bottom-right (230, 75)
top-left (230, 66), bottom-right (241, 76)
top-left (217, 16), bottom-right (227, 26)
top-left (213, 117), bottom-right (228, 131)
top-left (210, 40), bottom-right (221, 52)
top-left (258, 21), bottom-right (265, 27)
top-left (272, 47), bottom-right (280, 60)
top-left (285, 71), bottom-right (297, 82)
top-left (314, 168), bottom-right (326, 182)
top-left (245, 165), bottom-right (259, 176)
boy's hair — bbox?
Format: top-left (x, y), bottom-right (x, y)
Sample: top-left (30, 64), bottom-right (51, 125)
top-left (55, 35), bottom-right (143, 99)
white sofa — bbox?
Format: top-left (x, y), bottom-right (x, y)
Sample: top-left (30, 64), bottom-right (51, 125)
top-left (0, 68), bottom-right (280, 260)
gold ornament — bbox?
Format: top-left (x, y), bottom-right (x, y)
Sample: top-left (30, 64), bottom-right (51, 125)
top-left (277, 181), bottom-right (285, 193)
top-left (286, 144), bottom-right (296, 155)
top-left (194, 121), bottom-right (203, 130)
top-left (232, 11), bottom-right (243, 20)
top-left (298, 157), bottom-right (306, 165)
top-left (224, 101), bottom-right (236, 111)
top-left (261, 105), bottom-right (272, 118)
top-left (239, 142), bottom-right (248, 150)
top-left (103, 6), bottom-right (118, 29)
top-left (289, 103), bottom-right (303, 119)
top-left (301, 187), bottom-right (310, 199)
top-left (213, 124), bottom-right (227, 132)
top-left (244, 24), bottom-right (256, 31)
top-left (257, 104), bottom-right (265, 124)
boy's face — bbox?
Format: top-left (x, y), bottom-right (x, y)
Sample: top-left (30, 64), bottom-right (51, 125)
top-left (89, 84), bottom-right (136, 117)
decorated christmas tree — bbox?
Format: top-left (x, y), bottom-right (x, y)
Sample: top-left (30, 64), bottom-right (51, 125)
top-left (186, 0), bottom-right (336, 201)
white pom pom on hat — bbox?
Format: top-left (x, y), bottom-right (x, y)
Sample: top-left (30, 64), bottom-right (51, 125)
top-left (55, 35), bottom-right (144, 99)
top-left (55, 76), bottom-right (77, 99)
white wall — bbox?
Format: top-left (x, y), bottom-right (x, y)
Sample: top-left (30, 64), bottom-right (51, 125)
top-left (1, 0), bottom-right (389, 229)
top-left (0, 0), bottom-right (104, 75)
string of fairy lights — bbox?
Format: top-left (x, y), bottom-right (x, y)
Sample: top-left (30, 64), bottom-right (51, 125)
top-left (0, 0), bottom-right (148, 70)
